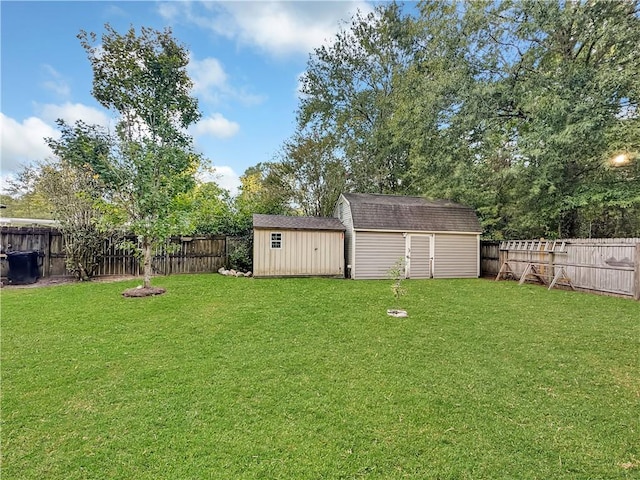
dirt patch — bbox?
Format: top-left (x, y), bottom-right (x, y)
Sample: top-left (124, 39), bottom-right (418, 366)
top-left (122, 286), bottom-right (166, 298)
top-left (1, 275), bottom-right (137, 289)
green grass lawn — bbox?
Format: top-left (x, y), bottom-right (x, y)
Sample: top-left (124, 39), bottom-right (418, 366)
top-left (2, 275), bottom-right (639, 479)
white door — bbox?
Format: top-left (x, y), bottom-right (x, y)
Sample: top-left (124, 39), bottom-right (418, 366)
top-left (405, 234), bottom-right (432, 279)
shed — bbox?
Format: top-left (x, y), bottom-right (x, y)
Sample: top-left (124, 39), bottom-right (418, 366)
top-left (334, 193), bottom-right (482, 279)
top-left (252, 214), bottom-right (345, 278)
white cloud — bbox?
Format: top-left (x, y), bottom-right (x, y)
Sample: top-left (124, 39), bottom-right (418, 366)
top-left (0, 173), bottom-right (17, 195)
top-left (160, 1), bottom-right (373, 57)
top-left (104, 4), bottom-right (128, 17)
top-left (41, 64), bottom-right (71, 98)
top-left (1, 103), bottom-right (112, 180)
top-left (198, 165), bottom-right (241, 195)
top-left (0, 113), bottom-right (59, 174)
top-left (37, 102), bottom-right (112, 129)
top-left (188, 54), bottom-right (265, 106)
top-left (192, 113), bottom-right (240, 139)
top-left (188, 55), bottom-right (228, 103)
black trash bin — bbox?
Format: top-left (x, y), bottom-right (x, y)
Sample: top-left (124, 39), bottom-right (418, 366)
top-left (7, 251), bottom-right (41, 285)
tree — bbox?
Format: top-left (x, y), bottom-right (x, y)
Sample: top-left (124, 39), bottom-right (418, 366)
top-left (278, 129), bottom-right (347, 217)
top-left (174, 181), bottom-right (236, 235)
top-left (293, 1), bottom-right (639, 238)
top-left (78, 24), bottom-right (201, 288)
top-left (0, 191), bottom-right (54, 219)
top-left (234, 163), bottom-right (293, 230)
top-left (7, 120), bottom-right (111, 280)
top-left (462, 0), bottom-right (640, 237)
top-left (298, 3), bottom-right (417, 194)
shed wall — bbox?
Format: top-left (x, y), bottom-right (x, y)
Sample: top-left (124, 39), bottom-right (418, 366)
top-left (335, 196), bottom-right (354, 277)
top-left (433, 233), bottom-right (479, 278)
top-left (253, 229), bottom-right (344, 277)
top-left (353, 231), bottom-right (405, 279)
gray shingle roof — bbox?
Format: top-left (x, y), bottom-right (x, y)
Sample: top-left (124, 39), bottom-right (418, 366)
top-left (253, 214), bottom-right (346, 231)
top-left (342, 193), bottom-right (482, 233)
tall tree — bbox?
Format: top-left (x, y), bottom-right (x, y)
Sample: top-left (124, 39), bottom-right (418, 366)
top-left (234, 163), bottom-right (292, 231)
top-left (298, 3), bottom-right (417, 194)
top-left (278, 129), bottom-right (347, 217)
top-left (464, 0), bottom-right (640, 237)
top-left (271, 1), bottom-right (640, 238)
top-left (78, 25), bottom-right (201, 288)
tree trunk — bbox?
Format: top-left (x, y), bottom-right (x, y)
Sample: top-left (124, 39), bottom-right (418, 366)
top-left (143, 238), bottom-right (153, 288)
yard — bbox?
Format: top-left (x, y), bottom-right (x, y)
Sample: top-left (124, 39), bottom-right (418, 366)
top-left (2, 275), bottom-right (639, 479)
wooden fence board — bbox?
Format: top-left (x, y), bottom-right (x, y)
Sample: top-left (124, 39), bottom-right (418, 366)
top-left (1, 226), bottom-right (231, 280)
top-left (495, 238), bottom-right (640, 299)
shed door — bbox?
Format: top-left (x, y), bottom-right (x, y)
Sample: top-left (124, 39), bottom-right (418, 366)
top-left (406, 234), bottom-right (432, 279)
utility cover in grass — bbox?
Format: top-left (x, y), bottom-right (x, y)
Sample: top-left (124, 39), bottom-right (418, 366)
top-left (122, 286), bottom-right (166, 297)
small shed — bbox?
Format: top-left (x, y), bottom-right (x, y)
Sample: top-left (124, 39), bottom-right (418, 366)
top-left (334, 193), bottom-right (482, 279)
top-left (252, 214), bottom-right (345, 278)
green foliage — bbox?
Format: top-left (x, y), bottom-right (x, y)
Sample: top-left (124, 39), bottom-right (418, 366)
top-left (232, 163), bottom-right (294, 232)
top-left (387, 257), bottom-right (407, 308)
top-left (0, 192), bottom-right (54, 220)
top-left (77, 24), bottom-right (202, 287)
top-left (298, 3), bottom-right (418, 195)
top-left (277, 129), bottom-right (346, 217)
top-left (78, 25), bottom-right (199, 148)
top-left (285, 1), bottom-right (640, 239)
top-left (227, 235), bottom-right (253, 272)
top-left (173, 181), bottom-right (236, 235)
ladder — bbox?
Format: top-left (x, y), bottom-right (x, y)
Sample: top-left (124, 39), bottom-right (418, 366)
top-left (499, 240), bottom-right (567, 253)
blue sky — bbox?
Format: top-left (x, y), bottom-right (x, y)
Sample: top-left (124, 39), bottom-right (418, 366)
top-left (1, 1), bottom-right (373, 194)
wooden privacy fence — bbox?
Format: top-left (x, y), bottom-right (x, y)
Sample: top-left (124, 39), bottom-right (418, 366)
top-left (490, 238), bottom-right (640, 300)
top-left (0, 226), bottom-right (232, 279)
top-left (480, 240), bottom-right (501, 277)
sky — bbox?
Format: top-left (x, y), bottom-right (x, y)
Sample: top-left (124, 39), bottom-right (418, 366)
top-left (1, 0), bottom-right (374, 195)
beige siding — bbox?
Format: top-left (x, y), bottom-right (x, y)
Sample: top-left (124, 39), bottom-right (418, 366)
top-left (334, 195), bottom-right (354, 278)
top-left (407, 234), bottom-right (431, 279)
top-left (253, 229), bottom-right (344, 277)
top-left (354, 231), bottom-right (405, 279)
top-left (433, 234), bottom-right (479, 278)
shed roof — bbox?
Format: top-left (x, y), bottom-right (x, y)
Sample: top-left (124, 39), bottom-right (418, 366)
top-left (341, 193), bottom-right (482, 233)
top-left (253, 214), bottom-right (346, 231)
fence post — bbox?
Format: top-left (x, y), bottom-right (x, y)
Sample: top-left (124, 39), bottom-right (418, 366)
top-left (43, 228), bottom-right (51, 278)
top-left (634, 243), bottom-right (640, 301)
top-left (498, 243), bottom-right (506, 270)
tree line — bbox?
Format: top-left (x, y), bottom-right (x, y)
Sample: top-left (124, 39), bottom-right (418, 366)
top-left (4, 2), bottom-right (639, 282)
top-left (263, 0), bottom-right (640, 239)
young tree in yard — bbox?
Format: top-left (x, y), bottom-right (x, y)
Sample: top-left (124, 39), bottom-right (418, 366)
top-left (8, 120), bottom-right (111, 280)
top-left (44, 121), bottom-right (112, 280)
top-left (78, 25), bottom-right (201, 289)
